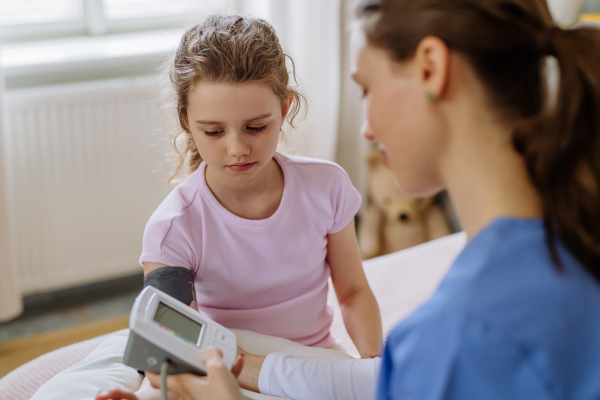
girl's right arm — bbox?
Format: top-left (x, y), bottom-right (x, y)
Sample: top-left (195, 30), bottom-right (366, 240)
top-left (142, 263), bottom-right (197, 310)
top-left (134, 262), bottom-right (196, 400)
top-left (143, 262), bottom-right (168, 276)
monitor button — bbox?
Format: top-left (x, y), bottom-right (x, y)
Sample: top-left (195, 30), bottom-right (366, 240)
top-left (216, 329), bottom-right (235, 348)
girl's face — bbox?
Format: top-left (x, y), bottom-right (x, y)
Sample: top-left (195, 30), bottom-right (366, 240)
top-left (186, 82), bottom-right (291, 185)
top-left (350, 25), bottom-right (445, 197)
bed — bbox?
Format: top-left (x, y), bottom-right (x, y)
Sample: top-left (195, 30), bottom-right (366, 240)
top-left (0, 232), bottom-right (466, 400)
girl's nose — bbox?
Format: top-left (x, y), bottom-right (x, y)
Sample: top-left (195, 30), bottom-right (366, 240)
top-left (361, 119), bottom-right (376, 142)
top-left (227, 133), bottom-right (250, 157)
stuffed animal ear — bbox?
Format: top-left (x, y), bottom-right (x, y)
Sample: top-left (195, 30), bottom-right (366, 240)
top-left (415, 196), bottom-right (434, 209)
top-left (366, 148), bottom-right (382, 168)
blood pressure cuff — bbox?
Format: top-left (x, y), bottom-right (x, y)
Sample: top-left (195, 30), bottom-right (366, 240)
top-left (143, 266), bottom-right (196, 306)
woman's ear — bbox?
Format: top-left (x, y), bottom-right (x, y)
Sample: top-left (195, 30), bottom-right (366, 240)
top-left (414, 36), bottom-right (450, 100)
top-left (281, 96), bottom-right (293, 124)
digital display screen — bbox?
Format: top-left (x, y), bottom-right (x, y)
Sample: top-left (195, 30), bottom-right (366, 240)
top-left (154, 302), bottom-right (203, 345)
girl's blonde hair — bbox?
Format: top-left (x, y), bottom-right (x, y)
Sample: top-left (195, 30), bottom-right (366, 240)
top-left (163, 15), bottom-right (305, 182)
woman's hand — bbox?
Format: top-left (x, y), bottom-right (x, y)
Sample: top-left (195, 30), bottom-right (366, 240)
top-left (145, 347), bottom-right (244, 400)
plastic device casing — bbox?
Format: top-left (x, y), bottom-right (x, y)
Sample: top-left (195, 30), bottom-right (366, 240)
top-left (123, 286), bottom-right (237, 375)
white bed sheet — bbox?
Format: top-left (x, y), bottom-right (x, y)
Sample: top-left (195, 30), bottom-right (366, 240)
top-left (30, 328), bottom-right (355, 400)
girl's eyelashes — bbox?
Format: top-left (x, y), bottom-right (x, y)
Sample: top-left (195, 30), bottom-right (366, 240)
top-left (247, 124), bottom-right (267, 132)
top-left (202, 124), bottom-right (267, 136)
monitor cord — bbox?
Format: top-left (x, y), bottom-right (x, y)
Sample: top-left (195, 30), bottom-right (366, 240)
top-left (160, 360), bottom-right (170, 400)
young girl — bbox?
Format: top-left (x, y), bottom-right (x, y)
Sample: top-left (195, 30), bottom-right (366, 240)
top-left (133, 12), bottom-right (380, 390)
top-left (97, 13), bottom-right (382, 400)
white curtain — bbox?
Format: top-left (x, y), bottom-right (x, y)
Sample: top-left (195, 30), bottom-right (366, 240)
top-left (0, 64), bottom-right (22, 322)
top-left (336, 0), bottom-right (369, 203)
top-left (238, 0), bottom-right (342, 162)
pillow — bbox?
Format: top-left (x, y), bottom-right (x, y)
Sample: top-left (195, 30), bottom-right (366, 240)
top-left (30, 330), bottom-right (142, 400)
top-left (30, 328), bottom-right (353, 400)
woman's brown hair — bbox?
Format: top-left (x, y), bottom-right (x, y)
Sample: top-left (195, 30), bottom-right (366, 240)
top-left (163, 15), bottom-right (305, 181)
top-left (357, 0), bottom-right (600, 280)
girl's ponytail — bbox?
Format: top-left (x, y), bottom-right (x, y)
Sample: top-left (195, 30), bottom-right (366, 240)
top-left (515, 24), bottom-right (600, 280)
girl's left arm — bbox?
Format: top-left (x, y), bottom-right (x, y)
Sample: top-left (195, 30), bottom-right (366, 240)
top-left (327, 219), bottom-right (383, 358)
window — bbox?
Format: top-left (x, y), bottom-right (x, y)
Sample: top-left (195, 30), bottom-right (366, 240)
top-left (105, 0), bottom-right (211, 20)
top-left (0, 0), bottom-right (81, 26)
top-left (0, 0), bottom-right (232, 42)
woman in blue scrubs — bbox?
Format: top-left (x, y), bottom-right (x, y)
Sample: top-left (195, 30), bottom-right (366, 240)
top-left (98, 0), bottom-right (600, 399)
top-left (346, 1), bottom-right (600, 398)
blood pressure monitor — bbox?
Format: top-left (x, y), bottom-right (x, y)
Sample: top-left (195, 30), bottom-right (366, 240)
top-left (123, 286), bottom-right (238, 376)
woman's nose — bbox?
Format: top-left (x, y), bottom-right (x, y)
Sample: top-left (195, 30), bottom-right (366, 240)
top-left (361, 119), bottom-right (376, 142)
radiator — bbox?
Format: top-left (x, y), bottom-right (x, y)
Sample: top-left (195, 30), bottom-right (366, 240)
top-left (5, 76), bottom-right (172, 295)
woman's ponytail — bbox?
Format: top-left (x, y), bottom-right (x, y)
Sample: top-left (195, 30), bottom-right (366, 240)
top-left (358, 0), bottom-right (600, 281)
top-left (515, 24), bottom-right (600, 280)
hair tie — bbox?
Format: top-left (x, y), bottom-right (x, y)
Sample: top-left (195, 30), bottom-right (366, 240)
top-left (540, 26), bottom-right (561, 56)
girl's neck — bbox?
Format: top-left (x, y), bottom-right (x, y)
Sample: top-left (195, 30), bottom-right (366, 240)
top-left (205, 157), bottom-right (285, 220)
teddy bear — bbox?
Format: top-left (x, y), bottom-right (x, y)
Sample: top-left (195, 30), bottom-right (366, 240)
top-left (358, 148), bottom-right (453, 260)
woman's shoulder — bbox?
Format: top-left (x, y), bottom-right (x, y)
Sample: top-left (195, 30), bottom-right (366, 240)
top-left (439, 218), bottom-right (600, 313)
top-left (394, 216), bottom-right (600, 332)
top-left (389, 217), bottom-right (600, 377)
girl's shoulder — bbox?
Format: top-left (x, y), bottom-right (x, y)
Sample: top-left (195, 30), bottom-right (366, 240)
top-left (275, 153), bottom-right (353, 186)
top-left (147, 169), bottom-right (204, 225)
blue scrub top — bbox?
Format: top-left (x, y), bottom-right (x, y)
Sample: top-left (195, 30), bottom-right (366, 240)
top-left (377, 218), bottom-right (600, 400)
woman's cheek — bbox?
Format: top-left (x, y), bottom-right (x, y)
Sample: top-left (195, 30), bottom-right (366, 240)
top-left (367, 99), bottom-right (391, 143)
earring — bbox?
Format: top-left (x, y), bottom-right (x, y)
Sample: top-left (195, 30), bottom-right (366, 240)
top-left (425, 92), bottom-right (436, 101)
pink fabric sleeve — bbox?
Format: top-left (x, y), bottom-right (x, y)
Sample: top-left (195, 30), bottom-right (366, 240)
top-left (139, 193), bottom-right (200, 272)
top-left (328, 167), bottom-right (362, 234)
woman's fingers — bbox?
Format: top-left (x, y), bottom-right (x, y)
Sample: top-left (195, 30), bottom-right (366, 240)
top-left (145, 347), bottom-right (242, 400)
top-left (203, 347), bottom-right (243, 399)
top-left (147, 372), bottom-right (199, 400)
top-left (204, 347), bottom-right (236, 380)
top-left (146, 372), bottom-right (160, 389)
top-left (95, 388), bottom-right (139, 400)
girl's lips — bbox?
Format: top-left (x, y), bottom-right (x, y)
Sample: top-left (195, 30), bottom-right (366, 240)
top-left (227, 162), bottom-right (255, 172)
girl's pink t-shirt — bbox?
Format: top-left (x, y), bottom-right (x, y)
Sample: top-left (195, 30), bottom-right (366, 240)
top-left (140, 153), bottom-right (361, 347)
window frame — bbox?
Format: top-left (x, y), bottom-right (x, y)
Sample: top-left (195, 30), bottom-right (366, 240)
top-left (0, 0), bottom-right (236, 43)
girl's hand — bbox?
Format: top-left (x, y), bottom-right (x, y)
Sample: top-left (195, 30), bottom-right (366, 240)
top-left (360, 353), bottom-right (380, 359)
top-left (146, 347), bottom-right (244, 400)
top-left (95, 388), bottom-right (140, 400)
top-left (96, 372), bottom-right (181, 400)
top-left (236, 346), bottom-right (266, 393)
